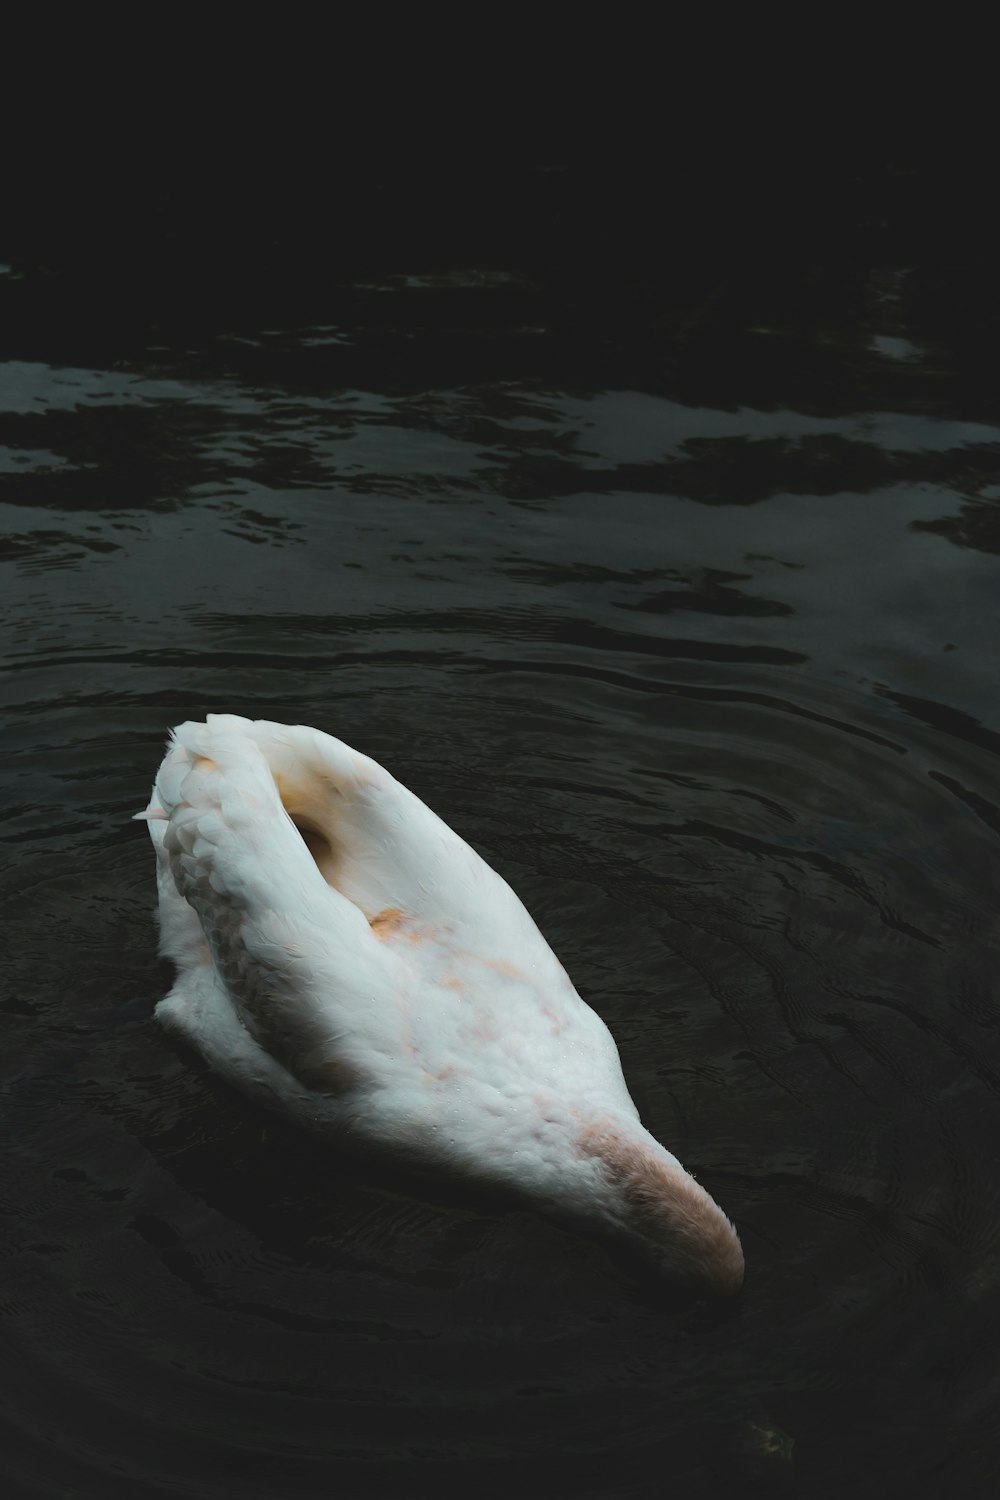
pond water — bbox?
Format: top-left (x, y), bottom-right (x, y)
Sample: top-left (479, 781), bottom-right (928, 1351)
top-left (2, 250), bottom-right (999, 1497)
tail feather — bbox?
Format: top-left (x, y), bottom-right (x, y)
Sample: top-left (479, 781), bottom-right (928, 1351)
top-left (144, 717), bottom-right (388, 1092)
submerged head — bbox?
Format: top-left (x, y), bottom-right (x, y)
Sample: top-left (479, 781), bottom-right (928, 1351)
top-left (576, 1122), bottom-right (745, 1296)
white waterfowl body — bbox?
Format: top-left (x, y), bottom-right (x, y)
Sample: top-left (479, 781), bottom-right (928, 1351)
top-left (143, 715), bottom-right (743, 1295)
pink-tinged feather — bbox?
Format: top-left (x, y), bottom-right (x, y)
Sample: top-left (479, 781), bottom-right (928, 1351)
top-left (577, 1122), bottom-right (745, 1295)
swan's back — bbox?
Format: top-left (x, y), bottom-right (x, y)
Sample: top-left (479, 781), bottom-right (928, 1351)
top-left (143, 715), bottom-right (744, 1296)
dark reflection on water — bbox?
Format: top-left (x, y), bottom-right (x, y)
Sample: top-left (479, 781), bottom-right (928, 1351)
top-left (2, 243), bottom-right (1000, 1499)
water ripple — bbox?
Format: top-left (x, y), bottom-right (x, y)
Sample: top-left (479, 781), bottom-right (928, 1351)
top-left (3, 300), bottom-right (1000, 1494)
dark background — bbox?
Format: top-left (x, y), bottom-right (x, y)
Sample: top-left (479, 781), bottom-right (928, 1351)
top-left (3, 57), bottom-right (1000, 1500)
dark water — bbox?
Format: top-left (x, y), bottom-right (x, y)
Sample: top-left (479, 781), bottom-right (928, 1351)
top-left (3, 231), bottom-right (1000, 1497)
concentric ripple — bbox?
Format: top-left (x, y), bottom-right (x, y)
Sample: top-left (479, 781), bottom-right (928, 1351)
top-left (3, 290), bottom-right (1000, 1496)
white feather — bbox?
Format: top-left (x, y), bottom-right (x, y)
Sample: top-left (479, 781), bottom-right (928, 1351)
top-left (142, 715), bottom-right (744, 1294)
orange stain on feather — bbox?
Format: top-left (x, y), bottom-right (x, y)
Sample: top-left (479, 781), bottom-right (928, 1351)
top-left (368, 907), bottom-right (427, 943)
top-left (369, 907), bottom-right (404, 937)
top-left (484, 957), bottom-right (523, 979)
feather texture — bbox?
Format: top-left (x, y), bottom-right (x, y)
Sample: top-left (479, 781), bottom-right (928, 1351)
top-left (143, 715), bottom-right (743, 1294)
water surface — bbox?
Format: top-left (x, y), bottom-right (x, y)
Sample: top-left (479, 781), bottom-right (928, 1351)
top-left (2, 259), bottom-right (999, 1497)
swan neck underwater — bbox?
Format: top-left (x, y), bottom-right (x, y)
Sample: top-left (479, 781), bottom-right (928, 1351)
top-left (142, 714), bottom-right (744, 1297)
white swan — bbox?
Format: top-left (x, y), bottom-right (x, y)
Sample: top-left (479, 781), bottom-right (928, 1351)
top-left (140, 715), bottom-right (743, 1295)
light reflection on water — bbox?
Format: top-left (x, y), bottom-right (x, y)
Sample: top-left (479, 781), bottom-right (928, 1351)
top-left (2, 271), bottom-right (999, 1497)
